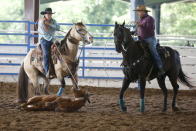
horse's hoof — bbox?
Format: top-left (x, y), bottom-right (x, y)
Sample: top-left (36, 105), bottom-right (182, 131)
top-left (35, 93), bottom-right (41, 96)
top-left (44, 91), bottom-right (50, 95)
top-left (118, 99), bottom-right (127, 112)
top-left (172, 106), bottom-right (180, 112)
top-left (15, 99), bottom-right (27, 104)
top-left (139, 99), bottom-right (145, 112)
top-left (120, 106), bottom-right (127, 112)
top-left (162, 107), bottom-right (167, 112)
top-left (162, 109), bottom-right (167, 112)
top-left (55, 107), bottom-right (61, 112)
top-left (139, 108), bottom-right (145, 113)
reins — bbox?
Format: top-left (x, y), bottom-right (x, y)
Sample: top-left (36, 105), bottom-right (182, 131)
top-left (120, 30), bottom-right (154, 82)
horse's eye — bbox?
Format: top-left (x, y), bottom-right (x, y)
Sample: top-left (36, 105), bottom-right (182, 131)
top-left (77, 29), bottom-right (87, 35)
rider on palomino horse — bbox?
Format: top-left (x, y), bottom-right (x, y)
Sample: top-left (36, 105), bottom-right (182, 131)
top-left (38, 8), bottom-right (60, 78)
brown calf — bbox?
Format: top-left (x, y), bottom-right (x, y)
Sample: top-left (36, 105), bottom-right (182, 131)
top-left (20, 88), bottom-right (91, 112)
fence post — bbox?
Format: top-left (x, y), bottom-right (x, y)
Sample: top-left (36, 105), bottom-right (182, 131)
top-left (27, 21), bottom-right (31, 52)
top-left (82, 46), bottom-right (85, 78)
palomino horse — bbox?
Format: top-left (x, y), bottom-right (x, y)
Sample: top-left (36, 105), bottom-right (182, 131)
top-left (17, 22), bottom-right (93, 103)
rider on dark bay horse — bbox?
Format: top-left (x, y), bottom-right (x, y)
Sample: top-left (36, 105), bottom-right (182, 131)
top-left (134, 5), bottom-right (165, 76)
top-left (38, 8), bottom-right (60, 78)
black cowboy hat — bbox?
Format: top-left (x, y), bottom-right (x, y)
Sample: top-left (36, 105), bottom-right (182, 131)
top-left (40, 8), bottom-right (55, 15)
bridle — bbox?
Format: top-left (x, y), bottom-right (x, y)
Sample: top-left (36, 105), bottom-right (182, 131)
top-left (74, 25), bottom-right (91, 45)
top-left (115, 27), bottom-right (131, 53)
top-left (116, 26), bottom-right (147, 69)
top-left (62, 24), bottom-right (91, 45)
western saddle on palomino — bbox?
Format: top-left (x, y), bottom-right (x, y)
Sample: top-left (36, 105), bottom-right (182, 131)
top-left (30, 40), bottom-right (79, 79)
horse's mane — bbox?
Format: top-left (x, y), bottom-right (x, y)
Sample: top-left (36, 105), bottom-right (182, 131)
top-left (59, 22), bottom-right (85, 52)
top-left (75, 22), bottom-right (85, 27)
top-left (60, 28), bottom-right (72, 45)
top-left (124, 27), bottom-right (133, 36)
top-left (60, 22), bottom-right (84, 45)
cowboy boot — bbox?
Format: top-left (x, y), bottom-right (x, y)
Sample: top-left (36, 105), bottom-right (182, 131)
top-left (158, 68), bottom-right (165, 76)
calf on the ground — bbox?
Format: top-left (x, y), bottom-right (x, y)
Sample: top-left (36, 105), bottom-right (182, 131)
top-left (20, 88), bottom-right (91, 112)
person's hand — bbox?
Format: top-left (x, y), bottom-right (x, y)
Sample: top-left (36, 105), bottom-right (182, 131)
top-left (136, 21), bottom-right (142, 26)
top-left (44, 20), bottom-right (51, 26)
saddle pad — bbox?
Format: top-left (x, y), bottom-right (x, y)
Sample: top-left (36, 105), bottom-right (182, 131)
top-left (157, 46), bottom-right (170, 58)
top-left (31, 48), bottom-right (43, 66)
top-left (30, 47), bottom-right (58, 65)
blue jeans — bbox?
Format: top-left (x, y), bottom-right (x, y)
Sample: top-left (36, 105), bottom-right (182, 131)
top-left (137, 37), bottom-right (163, 89)
top-left (144, 36), bottom-right (163, 69)
top-left (40, 38), bottom-right (53, 74)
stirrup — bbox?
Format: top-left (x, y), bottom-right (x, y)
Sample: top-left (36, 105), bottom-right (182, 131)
top-left (158, 69), bottom-right (165, 77)
top-left (46, 73), bottom-right (56, 79)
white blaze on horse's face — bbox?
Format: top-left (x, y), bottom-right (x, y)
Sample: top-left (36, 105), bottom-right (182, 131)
top-left (85, 31), bottom-right (93, 44)
top-left (73, 24), bottom-right (93, 44)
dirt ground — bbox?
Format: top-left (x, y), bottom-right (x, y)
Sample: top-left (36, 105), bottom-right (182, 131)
top-left (0, 82), bottom-right (195, 131)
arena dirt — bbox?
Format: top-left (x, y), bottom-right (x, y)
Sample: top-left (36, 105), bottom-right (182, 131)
top-left (0, 82), bottom-right (195, 131)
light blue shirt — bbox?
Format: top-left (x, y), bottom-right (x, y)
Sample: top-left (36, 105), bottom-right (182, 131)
top-left (38, 18), bottom-right (60, 41)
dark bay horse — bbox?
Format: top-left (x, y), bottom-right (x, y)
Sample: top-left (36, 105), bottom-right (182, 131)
top-left (114, 22), bottom-right (195, 112)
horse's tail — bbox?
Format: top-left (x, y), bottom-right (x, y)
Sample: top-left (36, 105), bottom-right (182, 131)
top-left (16, 63), bottom-right (29, 103)
top-left (178, 68), bottom-right (195, 88)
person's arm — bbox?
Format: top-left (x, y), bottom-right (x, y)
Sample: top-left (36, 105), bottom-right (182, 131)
top-left (144, 17), bottom-right (154, 30)
top-left (45, 19), bottom-right (60, 31)
top-left (38, 18), bottom-right (49, 33)
top-left (137, 17), bottom-right (154, 29)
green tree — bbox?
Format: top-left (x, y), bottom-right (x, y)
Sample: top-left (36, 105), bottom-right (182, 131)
top-left (0, 0), bottom-right (196, 45)
top-left (0, 0), bottom-right (24, 43)
top-left (81, 0), bottom-right (130, 33)
top-left (161, 3), bottom-right (196, 35)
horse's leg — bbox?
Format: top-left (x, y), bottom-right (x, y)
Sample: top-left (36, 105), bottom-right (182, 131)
top-left (57, 77), bottom-right (65, 96)
top-left (42, 76), bottom-right (50, 95)
top-left (119, 77), bottom-right (131, 112)
top-left (139, 78), bottom-right (146, 112)
top-left (168, 75), bottom-right (180, 111)
top-left (71, 74), bottom-right (78, 89)
top-left (30, 73), bottom-right (41, 96)
top-left (157, 75), bottom-right (168, 112)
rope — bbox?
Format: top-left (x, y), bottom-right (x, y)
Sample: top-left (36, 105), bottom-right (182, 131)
top-left (53, 27), bottom-right (86, 89)
top-left (54, 41), bottom-right (79, 88)
top-left (36, 25), bottom-right (86, 89)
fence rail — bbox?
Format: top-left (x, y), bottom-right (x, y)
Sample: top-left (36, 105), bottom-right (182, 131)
top-left (0, 20), bottom-right (195, 80)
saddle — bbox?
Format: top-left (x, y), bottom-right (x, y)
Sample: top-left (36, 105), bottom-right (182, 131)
top-left (137, 38), bottom-right (170, 59)
top-left (156, 44), bottom-right (170, 59)
top-left (30, 41), bottom-right (61, 79)
top-left (31, 40), bottom-right (80, 79)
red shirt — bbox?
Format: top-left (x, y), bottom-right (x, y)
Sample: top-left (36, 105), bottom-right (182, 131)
top-left (137, 14), bottom-right (155, 39)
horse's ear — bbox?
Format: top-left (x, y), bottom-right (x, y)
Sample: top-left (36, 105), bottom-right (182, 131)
top-left (130, 31), bottom-right (135, 35)
top-left (115, 21), bottom-right (118, 26)
top-left (72, 20), bottom-right (76, 25)
top-left (122, 21), bottom-right (125, 27)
